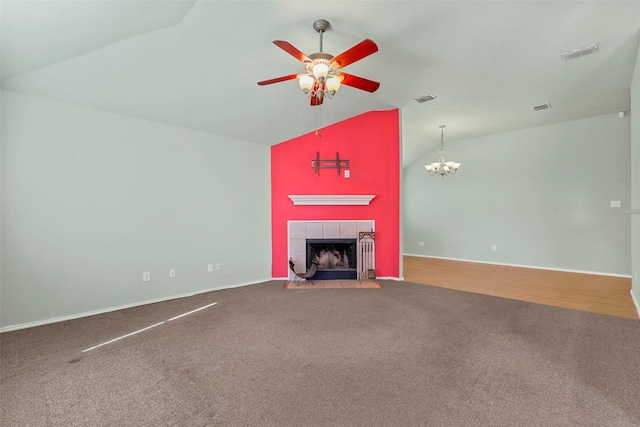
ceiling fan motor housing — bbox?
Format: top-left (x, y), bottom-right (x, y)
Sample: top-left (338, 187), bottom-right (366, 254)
top-left (306, 52), bottom-right (336, 82)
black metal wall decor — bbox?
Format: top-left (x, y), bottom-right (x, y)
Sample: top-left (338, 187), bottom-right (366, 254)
top-left (311, 152), bottom-right (349, 176)
top-left (358, 231), bottom-right (375, 241)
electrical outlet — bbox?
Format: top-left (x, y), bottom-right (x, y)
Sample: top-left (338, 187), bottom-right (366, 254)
top-left (418, 241), bottom-right (425, 247)
top-left (344, 170), bottom-right (350, 178)
top-left (215, 263), bottom-right (221, 271)
top-left (143, 271), bottom-right (151, 282)
top-left (169, 268), bottom-right (176, 278)
top-left (208, 264), bottom-right (213, 272)
top-left (611, 200), bottom-right (621, 208)
top-left (491, 245), bottom-right (497, 252)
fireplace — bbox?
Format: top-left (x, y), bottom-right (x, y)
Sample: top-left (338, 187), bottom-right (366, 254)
top-left (287, 220), bottom-right (375, 281)
top-left (306, 239), bottom-right (357, 280)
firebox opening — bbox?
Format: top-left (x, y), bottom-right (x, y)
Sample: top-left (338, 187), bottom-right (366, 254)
top-left (306, 238), bottom-right (357, 280)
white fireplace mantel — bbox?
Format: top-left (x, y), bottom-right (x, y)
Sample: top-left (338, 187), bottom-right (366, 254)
top-left (288, 195), bottom-right (376, 206)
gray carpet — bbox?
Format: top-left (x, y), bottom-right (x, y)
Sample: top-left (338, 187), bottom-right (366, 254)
top-left (2, 280), bottom-right (639, 426)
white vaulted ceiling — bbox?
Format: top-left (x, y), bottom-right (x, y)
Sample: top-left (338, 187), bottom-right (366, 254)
top-left (2, 1), bottom-right (640, 167)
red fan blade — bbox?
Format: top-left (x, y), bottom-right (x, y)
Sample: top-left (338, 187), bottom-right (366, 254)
top-left (273, 40), bottom-right (312, 63)
top-left (330, 39), bottom-right (378, 69)
top-left (338, 73), bottom-right (380, 93)
top-left (257, 74), bottom-right (299, 86)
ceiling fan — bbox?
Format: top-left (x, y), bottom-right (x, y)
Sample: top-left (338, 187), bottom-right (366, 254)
top-left (257, 19), bottom-right (380, 106)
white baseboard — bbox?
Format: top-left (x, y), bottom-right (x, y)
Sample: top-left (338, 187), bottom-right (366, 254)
top-left (631, 290), bottom-right (640, 318)
top-left (403, 253), bottom-right (632, 279)
top-left (0, 278), bottom-right (272, 333)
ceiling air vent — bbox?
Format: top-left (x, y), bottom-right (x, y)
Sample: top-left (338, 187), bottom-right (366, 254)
top-left (533, 103), bottom-right (551, 112)
top-left (414, 94), bottom-right (437, 103)
top-left (561, 43), bottom-right (598, 61)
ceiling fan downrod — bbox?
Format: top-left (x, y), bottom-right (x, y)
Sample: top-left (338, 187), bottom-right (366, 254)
top-left (313, 19), bottom-right (330, 53)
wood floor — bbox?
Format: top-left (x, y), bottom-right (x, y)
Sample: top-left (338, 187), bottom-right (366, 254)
top-left (403, 256), bottom-right (639, 319)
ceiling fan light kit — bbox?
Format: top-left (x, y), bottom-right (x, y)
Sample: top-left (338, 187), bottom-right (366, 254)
top-left (258, 19), bottom-right (380, 106)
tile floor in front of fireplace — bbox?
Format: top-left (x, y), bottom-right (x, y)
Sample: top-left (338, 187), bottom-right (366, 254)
top-left (283, 279), bottom-right (382, 289)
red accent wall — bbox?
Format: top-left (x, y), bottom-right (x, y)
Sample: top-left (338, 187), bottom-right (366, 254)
top-left (271, 109), bottom-right (400, 278)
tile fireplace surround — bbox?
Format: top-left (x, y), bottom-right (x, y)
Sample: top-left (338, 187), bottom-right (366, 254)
top-left (288, 220), bottom-right (375, 281)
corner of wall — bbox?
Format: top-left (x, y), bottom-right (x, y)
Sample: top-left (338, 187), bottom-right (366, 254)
top-left (630, 37), bottom-right (640, 310)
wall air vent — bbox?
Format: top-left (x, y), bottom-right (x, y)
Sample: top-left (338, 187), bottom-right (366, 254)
top-left (561, 43), bottom-right (598, 61)
top-left (533, 103), bottom-right (552, 112)
top-left (414, 94), bottom-right (437, 103)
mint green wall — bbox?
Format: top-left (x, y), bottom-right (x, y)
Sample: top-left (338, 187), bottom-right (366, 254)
top-left (1, 91), bottom-right (271, 330)
top-left (403, 113), bottom-right (631, 276)
top-left (631, 41), bottom-right (640, 310)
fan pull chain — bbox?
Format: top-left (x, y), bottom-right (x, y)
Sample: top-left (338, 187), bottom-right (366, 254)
top-left (315, 105), bottom-right (322, 137)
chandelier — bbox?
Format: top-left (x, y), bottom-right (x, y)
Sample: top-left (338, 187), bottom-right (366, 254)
top-left (425, 125), bottom-right (461, 177)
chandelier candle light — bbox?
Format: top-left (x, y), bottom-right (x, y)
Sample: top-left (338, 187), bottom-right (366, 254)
top-left (425, 125), bottom-right (461, 177)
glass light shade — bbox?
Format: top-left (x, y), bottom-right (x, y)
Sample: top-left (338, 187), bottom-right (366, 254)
top-left (312, 63), bottom-right (329, 81)
top-left (425, 165), bottom-right (434, 172)
top-left (326, 76), bottom-right (341, 93)
top-left (299, 75), bottom-right (314, 92)
top-left (452, 163), bottom-right (461, 169)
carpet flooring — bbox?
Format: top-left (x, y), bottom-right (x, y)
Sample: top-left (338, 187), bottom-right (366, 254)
top-left (1, 280), bottom-right (639, 426)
